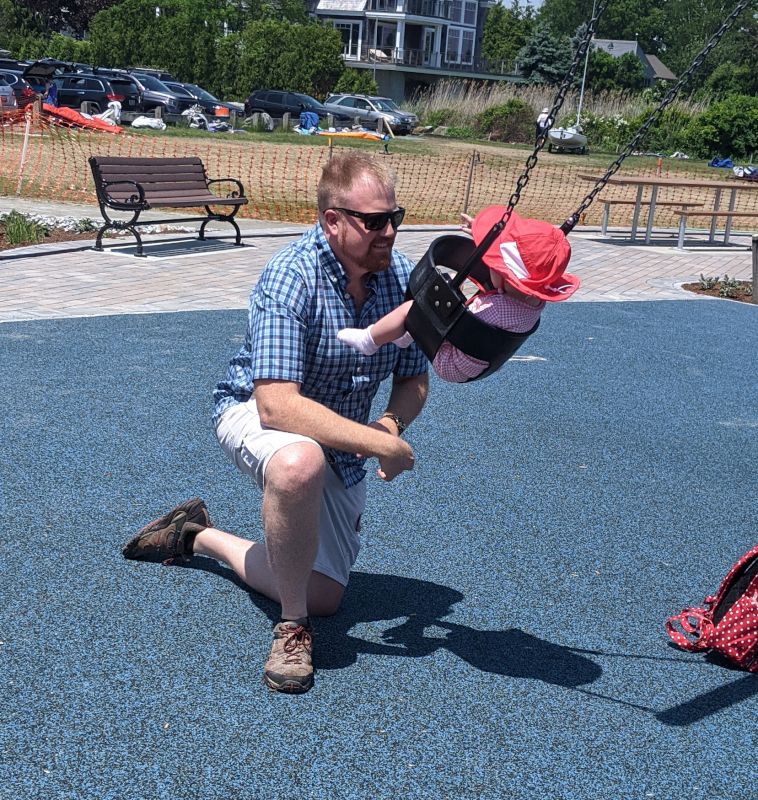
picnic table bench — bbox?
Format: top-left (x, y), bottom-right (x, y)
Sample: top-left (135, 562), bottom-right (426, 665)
top-left (598, 199), bottom-right (703, 236)
top-left (89, 155), bottom-right (248, 257)
top-left (673, 209), bottom-right (758, 249)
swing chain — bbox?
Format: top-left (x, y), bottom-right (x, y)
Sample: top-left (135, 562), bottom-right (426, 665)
top-left (451, 1), bottom-right (609, 290)
top-left (562, 0), bottom-right (753, 232)
top-left (503, 0), bottom-right (610, 223)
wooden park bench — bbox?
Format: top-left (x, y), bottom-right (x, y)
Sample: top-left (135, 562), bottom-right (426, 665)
top-left (89, 155), bottom-right (248, 257)
top-left (673, 208), bottom-right (758, 249)
top-left (598, 198), bottom-right (703, 236)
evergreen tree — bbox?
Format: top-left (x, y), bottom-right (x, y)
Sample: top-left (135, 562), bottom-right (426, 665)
top-left (517, 25), bottom-right (573, 84)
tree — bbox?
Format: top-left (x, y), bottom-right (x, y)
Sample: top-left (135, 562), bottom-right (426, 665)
top-left (332, 68), bottom-right (378, 97)
top-left (705, 62), bottom-right (758, 99)
top-left (236, 19), bottom-right (344, 99)
top-left (481, 0), bottom-right (532, 70)
top-left (517, 25), bottom-right (573, 84)
top-left (88, 0), bottom-right (234, 88)
top-left (46, 32), bottom-right (93, 64)
top-left (538, 0), bottom-right (666, 54)
top-left (614, 51), bottom-right (645, 90)
top-left (14, 0), bottom-right (122, 38)
top-left (662, 0), bottom-right (757, 80)
top-left (585, 49), bottom-right (619, 92)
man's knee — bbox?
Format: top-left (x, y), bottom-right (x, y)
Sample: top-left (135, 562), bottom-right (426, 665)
top-left (308, 571), bottom-right (345, 617)
top-left (266, 442), bottom-right (325, 498)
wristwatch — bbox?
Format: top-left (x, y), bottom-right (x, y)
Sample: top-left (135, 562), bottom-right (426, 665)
top-left (380, 412), bottom-right (407, 435)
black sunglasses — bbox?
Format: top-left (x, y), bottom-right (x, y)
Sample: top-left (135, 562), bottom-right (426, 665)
top-left (331, 207), bottom-right (406, 231)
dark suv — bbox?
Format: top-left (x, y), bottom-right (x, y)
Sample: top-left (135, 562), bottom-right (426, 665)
top-left (52, 73), bottom-right (125, 113)
top-left (129, 72), bottom-right (188, 114)
top-left (244, 89), bottom-right (351, 123)
top-left (93, 70), bottom-right (142, 112)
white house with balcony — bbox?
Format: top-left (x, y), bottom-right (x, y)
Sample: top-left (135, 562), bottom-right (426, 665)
top-left (309, 0), bottom-right (523, 100)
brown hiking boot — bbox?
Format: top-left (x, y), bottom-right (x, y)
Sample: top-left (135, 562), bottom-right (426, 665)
top-left (263, 619), bottom-right (314, 694)
top-left (122, 498), bottom-right (211, 563)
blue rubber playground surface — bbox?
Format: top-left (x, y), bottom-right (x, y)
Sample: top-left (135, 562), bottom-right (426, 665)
top-left (1, 299), bottom-right (756, 800)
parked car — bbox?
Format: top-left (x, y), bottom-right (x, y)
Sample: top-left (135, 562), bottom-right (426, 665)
top-left (91, 69), bottom-right (142, 112)
top-left (320, 98), bottom-right (380, 130)
top-left (128, 67), bottom-right (177, 82)
top-left (163, 81), bottom-right (236, 119)
top-left (51, 73), bottom-right (126, 114)
top-left (0, 76), bottom-right (17, 113)
top-left (128, 72), bottom-right (186, 114)
top-left (0, 70), bottom-right (36, 109)
top-left (20, 58), bottom-right (71, 93)
top-left (324, 94), bottom-right (419, 135)
top-left (244, 89), bottom-right (351, 124)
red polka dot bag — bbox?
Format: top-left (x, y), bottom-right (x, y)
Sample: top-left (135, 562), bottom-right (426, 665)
top-left (665, 543), bottom-right (758, 672)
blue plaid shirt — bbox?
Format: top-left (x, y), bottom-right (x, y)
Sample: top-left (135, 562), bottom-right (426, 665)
top-left (213, 223), bottom-right (428, 487)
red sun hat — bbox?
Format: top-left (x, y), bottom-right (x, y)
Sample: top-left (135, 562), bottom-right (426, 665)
top-left (471, 206), bottom-right (579, 302)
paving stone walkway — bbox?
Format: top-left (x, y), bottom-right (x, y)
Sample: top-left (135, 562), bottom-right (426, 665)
top-left (1, 197), bottom-right (754, 323)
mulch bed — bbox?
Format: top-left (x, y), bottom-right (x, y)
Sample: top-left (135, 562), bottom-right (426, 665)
top-left (681, 281), bottom-right (754, 304)
top-left (0, 229), bottom-right (101, 252)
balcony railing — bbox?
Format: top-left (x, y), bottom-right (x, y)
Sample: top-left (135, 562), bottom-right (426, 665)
top-left (359, 45), bottom-right (516, 75)
top-left (367, 0), bottom-right (452, 19)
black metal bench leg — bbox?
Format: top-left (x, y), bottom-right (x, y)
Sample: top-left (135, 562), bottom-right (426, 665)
top-left (230, 218), bottom-right (243, 246)
top-left (131, 227), bottom-right (145, 257)
top-left (93, 224), bottom-right (108, 251)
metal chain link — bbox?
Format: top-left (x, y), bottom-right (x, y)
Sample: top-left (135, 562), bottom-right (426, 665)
top-left (562, 0), bottom-right (754, 232)
top-left (501, 0), bottom-right (610, 226)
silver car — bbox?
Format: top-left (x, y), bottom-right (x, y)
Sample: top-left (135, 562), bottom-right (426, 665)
top-left (0, 76), bottom-right (18, 113)
top-left (324, 93), bottom-right (418, 135)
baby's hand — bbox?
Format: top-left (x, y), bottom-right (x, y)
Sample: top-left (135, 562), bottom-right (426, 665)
top-left (460, 213), bottom-right (474, 236)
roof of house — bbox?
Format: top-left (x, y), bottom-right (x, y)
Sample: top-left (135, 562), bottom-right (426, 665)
top-left (644, 54), bottom-right (677, 81)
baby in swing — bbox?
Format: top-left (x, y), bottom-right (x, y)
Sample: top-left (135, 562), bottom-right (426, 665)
top-left (337, 205), bottom-right (580, 382)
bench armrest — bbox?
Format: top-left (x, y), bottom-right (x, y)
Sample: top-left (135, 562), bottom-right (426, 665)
top-left (207, 177), bottom-right (246, 199)
top-left (100, 180), bottom-right (148, 209)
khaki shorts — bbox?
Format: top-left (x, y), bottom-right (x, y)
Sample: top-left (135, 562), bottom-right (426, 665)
top-left (215, 400), bottom-right (365, 587)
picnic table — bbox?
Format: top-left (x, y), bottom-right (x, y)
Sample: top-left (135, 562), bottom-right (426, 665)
top-left (579, 173), bottom-right (758, 245)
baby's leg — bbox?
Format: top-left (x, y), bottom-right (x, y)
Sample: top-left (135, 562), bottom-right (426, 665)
top-left (338, 300), bottom-right (414, 355)
top-left (370, 300), bottom-right (414, 345)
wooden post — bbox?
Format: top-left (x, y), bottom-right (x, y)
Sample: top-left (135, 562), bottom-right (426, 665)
top-left (282, 112), bottom-right (290, 130)
top-left (15, 108), bottom-right (32, 195)
top-left (462, 151), bottom-right (480, 215)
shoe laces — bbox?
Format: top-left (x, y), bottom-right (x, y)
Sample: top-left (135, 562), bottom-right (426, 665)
top-left (282, 625), bottom-right (312, 664)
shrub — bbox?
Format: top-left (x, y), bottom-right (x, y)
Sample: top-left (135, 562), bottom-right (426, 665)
top-left (331, 68), bottom-right (377, 97)
top-left (683, 95), bottom-right (758, 159)
top-left (423, 108), bottom-right (454, 128)
top-left (625, 105), bottom-right (694, 154)
top-left (560, 110), bottom-right (630, 152)
top-left (446, 126), bottom-right (477, 140)
top-left (475, 99), bottom-right (533, 142)
top-left (0, 211), bottom-right (48, 245)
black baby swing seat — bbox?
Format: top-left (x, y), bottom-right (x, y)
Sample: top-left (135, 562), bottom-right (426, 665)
top-left (404, 234), bottom-right (538, 382)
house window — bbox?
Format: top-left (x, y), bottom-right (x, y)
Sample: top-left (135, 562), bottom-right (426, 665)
top-left (449, 0), bottom-right (476, 25)
top-left (334, 22), bottom-right (361, 59)
top-left (446, 26), bottom-right (473, 63)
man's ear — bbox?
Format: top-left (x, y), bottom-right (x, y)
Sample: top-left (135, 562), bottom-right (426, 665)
top-left (322, 208), bottom-right (340, 233)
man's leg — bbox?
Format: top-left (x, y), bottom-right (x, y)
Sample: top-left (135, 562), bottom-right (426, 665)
top-left (191, 533), bottom-right (345, 616)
